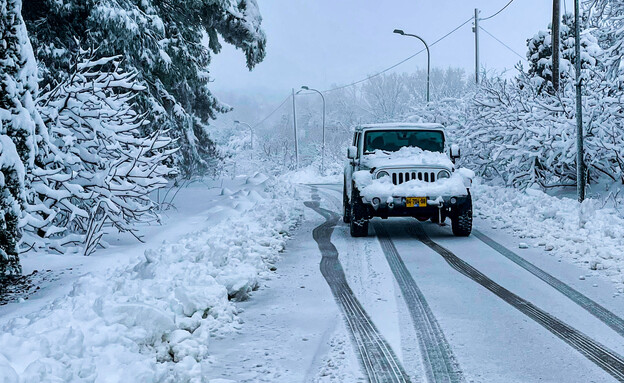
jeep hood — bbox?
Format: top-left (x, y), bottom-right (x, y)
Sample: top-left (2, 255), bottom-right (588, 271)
top-left (361, 146), bottom-right (454, 170)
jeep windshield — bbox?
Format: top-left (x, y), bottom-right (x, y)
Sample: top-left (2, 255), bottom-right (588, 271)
top-left (363, 130), bottom-right (445, 154)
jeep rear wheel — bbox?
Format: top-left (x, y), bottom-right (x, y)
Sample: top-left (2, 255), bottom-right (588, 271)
top-left (343, 183), bottom-right (351, 223)
top-left (349, 188), bottom-right (369, 237)
top-left (451, 196), bottom-right (472, 237)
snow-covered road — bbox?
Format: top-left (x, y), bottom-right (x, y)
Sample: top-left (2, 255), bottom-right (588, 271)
top-left (207, 183), bottom-right (624, 383)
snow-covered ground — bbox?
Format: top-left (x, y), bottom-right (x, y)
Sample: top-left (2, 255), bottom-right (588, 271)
top-left (473, 181), bottom-right (624, 293)
top-left (0, 174), bottom-right (302, 382)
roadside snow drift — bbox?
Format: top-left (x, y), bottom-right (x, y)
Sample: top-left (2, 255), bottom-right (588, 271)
top-left (0, 174), bottom-right (302, 382)
top-left (475, 183), bottom-right (624, 292)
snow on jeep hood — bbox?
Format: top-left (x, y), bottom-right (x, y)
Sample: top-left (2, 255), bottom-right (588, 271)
top-left (353, 169), bottom-right (472, 201)
top-left (361, 146), bottom-right (454, 170)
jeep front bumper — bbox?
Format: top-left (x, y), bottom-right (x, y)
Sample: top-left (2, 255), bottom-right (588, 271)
top-left (360, 195), bottom-right (470, 218)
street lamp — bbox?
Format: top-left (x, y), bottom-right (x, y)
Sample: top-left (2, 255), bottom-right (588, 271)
top-left (234, 120), bottom-right (254, 160)
top-left (301, 86), bottom-right (326, 174)
top-left (394, 29), bottom-right (430, 103)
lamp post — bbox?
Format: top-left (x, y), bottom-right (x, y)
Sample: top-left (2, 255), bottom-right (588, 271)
top-left (234, 120), bottom-right (254, 160)
top-left (301, 86), bottom-right (326, 174)
top-left (394, 29), bottom-right (431, 103)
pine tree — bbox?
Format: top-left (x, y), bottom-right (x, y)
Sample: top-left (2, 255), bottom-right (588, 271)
top-left (0, 0), bottom-right (48, 278)
top-left (23, 0), bottom-right (267, 178)
top-left (526, 12), bottom-right (601, 93)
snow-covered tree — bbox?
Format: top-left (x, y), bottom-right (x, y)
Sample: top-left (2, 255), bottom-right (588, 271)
top-left (26, 52), bottom-right (176, 255)
top-left (0, 130), bottom-right (23, 279)
top-left (0, 0), bottom-right (50, 278)
top-left (527, 12), bottom-right (602, 93)
top-left (23, 0), bottom-right (267, 178)
top-left (588, 0), bottom-right (624, 80)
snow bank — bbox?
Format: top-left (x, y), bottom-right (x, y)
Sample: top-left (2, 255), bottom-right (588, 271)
top-left (0, 174), bottom-right (302, 382)
top-left (288, 166), bottom-right (342, 185)
top-left (474, 183), bottom-right (624, 292)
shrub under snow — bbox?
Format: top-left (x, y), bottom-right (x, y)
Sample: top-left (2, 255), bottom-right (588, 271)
top-left (24, 52), bottom-right (176, 255)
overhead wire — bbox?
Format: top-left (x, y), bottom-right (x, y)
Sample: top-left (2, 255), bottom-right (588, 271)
top-left (479, 26), bottom-right (527, 62)
top-left (320, 16), bottom-right (475, 93)
top-left (480, 0), bottom-right (516, 21)
top-left (250, 5), bottom-right (522, 127)
top-left (251, 16), bottom-right (476, 125)
top-left (251, 94), bottom-right (291, 128)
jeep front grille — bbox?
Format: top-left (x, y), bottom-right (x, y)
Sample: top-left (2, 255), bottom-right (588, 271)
top-left (391, 170), bottom-right (436, 185)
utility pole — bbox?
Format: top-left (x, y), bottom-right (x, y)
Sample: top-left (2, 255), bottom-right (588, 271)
top-left (474, 8), bottom-right (480, 84)
top-left (292, 88), bottom-right (299, 169)
top-left (573, 0), bottom-right (585, 202)
top-left (552, 0), bottom-right (561, 91)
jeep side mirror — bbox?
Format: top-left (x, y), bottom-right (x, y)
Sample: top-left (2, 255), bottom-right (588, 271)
top-left (347, 146), bottom-right (358, 160)
top-left (450, 144), bottom-right (461, 162)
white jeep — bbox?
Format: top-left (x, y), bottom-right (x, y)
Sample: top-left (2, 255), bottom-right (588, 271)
top-left (343, 123), bottom-right (474, 237)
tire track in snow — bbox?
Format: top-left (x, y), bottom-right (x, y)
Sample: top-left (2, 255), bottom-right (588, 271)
top-left (473, 230), bottom-right (624, 338)
top-left (410, 224), bottom-right (624, 382)
top-left (374, 222), bottom-right (465, 383)
top-left (305, 187), bottom-right (411, 383)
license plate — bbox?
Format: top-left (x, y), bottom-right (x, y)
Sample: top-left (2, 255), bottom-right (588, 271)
top-left (406, 197), bottom-right (427, 208)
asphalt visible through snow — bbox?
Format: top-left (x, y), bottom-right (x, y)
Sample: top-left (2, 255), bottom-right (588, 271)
top-left (410, 224), bottom-right (624, 381)
top-left (374, 222), bottom-right (464, 383)
top-left (306, 186), bottom-right (411, 383)
top-left (473, 230), bottom-right (624, 338)
top-left (206, 184), bottom-right (624, 382)
top-left (307, 183), bottom-right (624, 383)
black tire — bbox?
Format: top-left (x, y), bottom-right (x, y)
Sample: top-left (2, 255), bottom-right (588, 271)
top-left (349, 188), bottom-right (369, 237)
top-left (343, 183), bottom-right (351, 223)
top-left (452, 195), bottom-right (472, 237)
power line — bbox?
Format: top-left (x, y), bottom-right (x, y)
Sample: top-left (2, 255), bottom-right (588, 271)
top-left (479, 26), bottom-right (527, 62)
top-left (251, 14), bottom-right (486, 127)
top-left (320, 16), bottom-right (475, 94)
top-left (480, 0), bottom-right (516, 21)
top-left (252, 94), bottom-right (290, 128)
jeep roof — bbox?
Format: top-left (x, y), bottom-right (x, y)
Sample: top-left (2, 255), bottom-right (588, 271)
top-left (355, 123), bottom-right (445, 132)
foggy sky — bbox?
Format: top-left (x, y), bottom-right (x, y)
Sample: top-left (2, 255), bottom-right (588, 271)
top-left (210, 0), bottom-right (574, 103)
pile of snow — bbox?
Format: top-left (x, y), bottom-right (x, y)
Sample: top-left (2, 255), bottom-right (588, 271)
top-left (354, 171), bottom-right (471, 201)
top-left (361, 146), bottom-right (454, 169)
top-left (0, 174), bottom-right (302, 382)
top-left (353, 148), bottom-right (473, 200)
top-left (474, 183), bottom-right (624, 291)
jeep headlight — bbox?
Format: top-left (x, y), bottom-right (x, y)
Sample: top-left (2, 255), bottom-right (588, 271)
top-left (437, 170), bottom-right (451, 180)
top-left (376, 171), bottom-right (390, 180)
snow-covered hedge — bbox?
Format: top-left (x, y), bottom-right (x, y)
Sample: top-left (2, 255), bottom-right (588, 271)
top-left (0, 175), bottom-right (302, 381)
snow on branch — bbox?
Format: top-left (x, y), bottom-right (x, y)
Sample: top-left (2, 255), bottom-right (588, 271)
top-left (23, 50), bottom-right (177, 255)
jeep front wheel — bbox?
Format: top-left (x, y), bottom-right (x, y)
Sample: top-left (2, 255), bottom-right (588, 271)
top-left (451, 196), bottom-right (472, 237)
top-left (343, 183), bottom-right (351, 223)
top-left (349, 188), bottom-right (369, 237)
